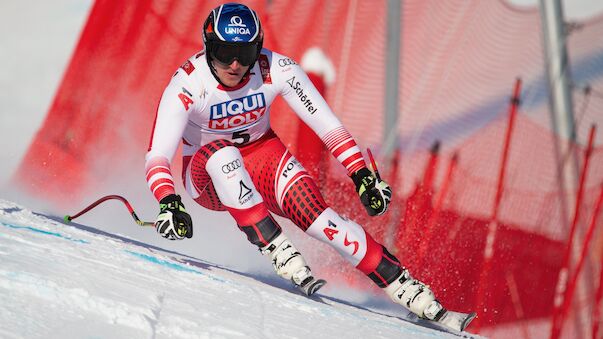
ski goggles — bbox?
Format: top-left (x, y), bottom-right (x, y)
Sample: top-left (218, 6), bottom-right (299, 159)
top-left (209, 42), bottom-right (259, 66)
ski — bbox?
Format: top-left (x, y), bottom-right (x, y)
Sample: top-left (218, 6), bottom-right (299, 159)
top-left (297, 276), bottom-right (327, 296)
top-left (434, 309), bottom-right (477, 333)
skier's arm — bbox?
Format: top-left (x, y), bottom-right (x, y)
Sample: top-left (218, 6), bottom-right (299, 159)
top-left (276, 59), bottom-right (366, 175)
top-left (145, 79), bottom-right (190, 201)
top-left (275, 55), bottom-right (391, 216)
top-left (146, 72), bottom-right (196, 239)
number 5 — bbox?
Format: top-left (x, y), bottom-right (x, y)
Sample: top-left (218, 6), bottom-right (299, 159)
top-left (232, 129), bottom-right (251, 146)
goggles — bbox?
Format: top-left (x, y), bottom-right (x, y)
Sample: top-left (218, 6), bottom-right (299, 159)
top-left (210, 42), bottom-right (258, 66)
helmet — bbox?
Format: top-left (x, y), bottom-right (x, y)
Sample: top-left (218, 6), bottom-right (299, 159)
top-left (203, 3), bottom-right (263, 67)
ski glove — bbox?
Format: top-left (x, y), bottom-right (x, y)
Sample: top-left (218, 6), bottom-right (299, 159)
top-left (155, 194), bottom-right (193, 240)
top-left (351, 167), bottom-right (392, 216)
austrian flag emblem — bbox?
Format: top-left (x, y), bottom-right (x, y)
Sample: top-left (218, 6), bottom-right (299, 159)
top-left (180, 60), bottom-right (195, 75)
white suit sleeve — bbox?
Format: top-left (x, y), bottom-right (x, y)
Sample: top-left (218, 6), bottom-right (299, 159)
top-left (273, 53), bottom-right (367, 175)
top-left (145, 73), bottom-right (198, 201)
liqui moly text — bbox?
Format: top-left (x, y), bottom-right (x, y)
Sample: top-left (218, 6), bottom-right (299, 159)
top-left (209, 93), bottom-right (267, 130)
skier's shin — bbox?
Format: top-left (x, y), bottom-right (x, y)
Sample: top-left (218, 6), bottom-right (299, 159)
top-left (305, 207), bottom-right (401, 285)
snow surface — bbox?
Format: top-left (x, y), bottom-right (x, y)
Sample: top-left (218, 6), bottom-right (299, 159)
top-left (0, 199), bottom-right (483, 339)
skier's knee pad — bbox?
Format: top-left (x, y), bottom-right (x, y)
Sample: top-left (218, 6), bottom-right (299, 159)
top-left (306, 207), bottom-right (402, 285)
top-left (192, 140), bottom-right (264, 210)
top-left (305, 207), bottom-right (370, 266)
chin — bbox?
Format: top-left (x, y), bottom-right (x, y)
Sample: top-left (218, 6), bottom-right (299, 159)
top-left (223, 77), bottom-right (242, 87)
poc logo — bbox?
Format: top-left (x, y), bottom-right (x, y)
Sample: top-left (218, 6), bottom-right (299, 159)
top-left (278, 58), bottom-right (297, 67)
top-left (209, 93), bottom-right (267, 130)
top-left (225, 16), bottom-right (251, 35)
top-left (222, 159), bottom-right (242, 173)
top-left (282, 158), bottom-right (301, 178)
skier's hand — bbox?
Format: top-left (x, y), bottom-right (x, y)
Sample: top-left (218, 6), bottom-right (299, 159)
top-left (351, 168), bottom-right (392, 216)
top-left (155, 194), bottom-right (193, 240)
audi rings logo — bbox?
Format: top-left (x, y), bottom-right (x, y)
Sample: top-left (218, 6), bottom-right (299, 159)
top-left (222, 159), bottom-right (242, 173)
top-left (278, 58), bottom-right (297, 67)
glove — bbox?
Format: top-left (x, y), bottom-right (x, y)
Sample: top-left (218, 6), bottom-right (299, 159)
top-left (351, 168), bottom-right (392, 216)
top-left (155, 194), bottom-right (193, 240)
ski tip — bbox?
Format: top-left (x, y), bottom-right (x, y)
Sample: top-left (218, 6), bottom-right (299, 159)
top-left (303, 278), bottom-right (327, 296)
top-left (308, 279), bottom-right (327, 296)
top-left (436, 310), bottom-right (478, 333)
top-left (461, 312), bottom-right (477, 331)
top-left (63, 215), bottom-right (72, 223)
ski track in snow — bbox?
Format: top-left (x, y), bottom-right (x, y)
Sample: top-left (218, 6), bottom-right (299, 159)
top-left (0, 199), bottom-right (483, 339)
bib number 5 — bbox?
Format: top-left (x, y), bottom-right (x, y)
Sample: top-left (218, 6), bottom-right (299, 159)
top-left (232, 129), bottom-right (251, 146)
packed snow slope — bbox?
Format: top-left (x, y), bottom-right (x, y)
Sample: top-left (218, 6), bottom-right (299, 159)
top-left (0, 199), bottom-right (482, 339)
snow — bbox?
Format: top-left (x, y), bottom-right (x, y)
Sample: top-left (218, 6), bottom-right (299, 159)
top-left (1, 1), bottom-right (601, 337)
top-left (0, 199), bottom-right (482, 338)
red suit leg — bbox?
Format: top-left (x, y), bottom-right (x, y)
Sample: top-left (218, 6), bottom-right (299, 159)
top-left (183, 139), bottom-right (281, 248)
top-left (237, 133), bottom-right (403, 287)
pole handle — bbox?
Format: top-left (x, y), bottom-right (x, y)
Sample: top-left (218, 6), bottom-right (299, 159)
top-left (64, 195), bottom-right (154, 227)
top-left (367, 148), bottom-right (381, 180)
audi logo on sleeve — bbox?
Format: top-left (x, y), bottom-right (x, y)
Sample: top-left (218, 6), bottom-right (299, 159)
top-left (222, 159), bottom-right (242, 173)
top-left (278, 58), bottom-right (297, 67)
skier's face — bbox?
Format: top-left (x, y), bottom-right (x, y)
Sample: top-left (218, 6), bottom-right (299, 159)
top-left (212, 59), bottom-right (250, 87)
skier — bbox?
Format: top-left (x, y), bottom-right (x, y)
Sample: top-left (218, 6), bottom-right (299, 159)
top-left (145, 2), bottom-right (474, 331)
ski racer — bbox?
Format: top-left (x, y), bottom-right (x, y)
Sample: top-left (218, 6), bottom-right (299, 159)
top-left (145, 2), bottom-right (474, 331)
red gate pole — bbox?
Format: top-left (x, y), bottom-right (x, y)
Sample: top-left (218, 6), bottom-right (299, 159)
top-left (399, 142), bottom-right (441, 256)
top-left (417, 152), bottom-right (459, 267)
top-left (474, 78), bottom-right (522, 330)
top-left (550, 124), bottom-right (597, 339)
top-left (385, 149), bottom-right (402, 252)
top-left (422, 141), bottom-right (441, 194)
top-left (593, 238), bottom-right (603, 339)
top-left (554, 182), bottom-right (603, 339)
top-left (412, 141), bottom-right (441, 250)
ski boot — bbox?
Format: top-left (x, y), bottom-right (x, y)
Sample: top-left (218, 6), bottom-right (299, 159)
top-left (384, 269), bottom-right (476, 332)
top-left (261, 233), bottom-right (326, 296)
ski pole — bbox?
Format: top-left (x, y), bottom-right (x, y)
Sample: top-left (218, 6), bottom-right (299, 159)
top-left (367, 148), bottom-right (382, 180)
top-left (64, 195), bottom-right (155, 227)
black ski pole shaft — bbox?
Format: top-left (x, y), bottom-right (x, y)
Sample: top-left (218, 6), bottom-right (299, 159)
top-left (64, 195), bottom-right (154, 227)
top-left (367, 148), bottom-right (382, 180)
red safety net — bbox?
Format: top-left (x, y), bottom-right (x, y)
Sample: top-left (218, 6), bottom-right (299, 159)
top-left (16, 1), bottom-right (603, 338)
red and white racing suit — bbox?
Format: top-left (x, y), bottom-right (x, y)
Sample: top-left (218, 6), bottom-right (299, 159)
top-left (146, 48), bottom-right (402, 288)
